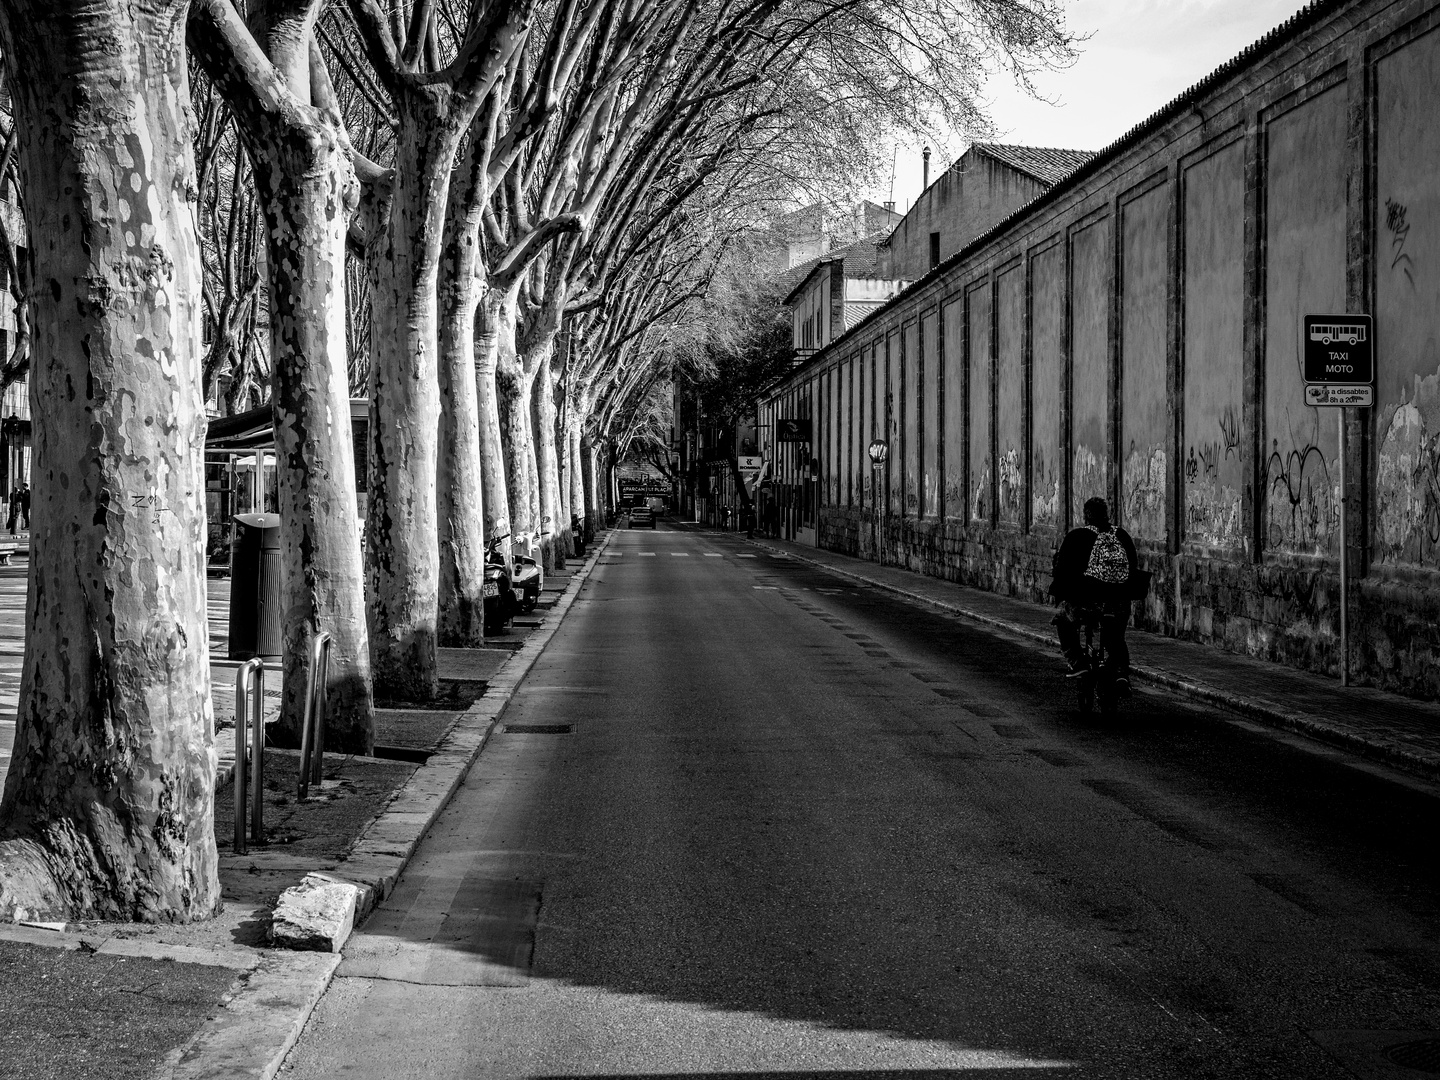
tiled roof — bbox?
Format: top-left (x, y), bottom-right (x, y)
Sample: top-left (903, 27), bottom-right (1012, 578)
top-left (972, 143), bottom-right (1095, 186)
top-left (778, 232), bottom-right (895, 305)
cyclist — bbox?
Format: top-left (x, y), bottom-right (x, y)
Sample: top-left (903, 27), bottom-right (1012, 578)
top-left (1048, 497), bottom-right (1138, 695)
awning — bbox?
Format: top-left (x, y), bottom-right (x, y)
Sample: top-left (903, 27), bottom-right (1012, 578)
top-left (205, 399), bottom-right (368, 452)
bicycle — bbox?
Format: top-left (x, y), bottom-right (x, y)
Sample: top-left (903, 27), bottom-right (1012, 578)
top-left (1072, 608), bottom-right (1127, 717)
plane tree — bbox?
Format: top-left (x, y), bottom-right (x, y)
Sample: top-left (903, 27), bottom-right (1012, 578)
top-left (339, 0), bottom-right (533, 699)
top-left (188, 0), bottom-right (378, 752)
top-left (0, 0), bottom-right (221, 921)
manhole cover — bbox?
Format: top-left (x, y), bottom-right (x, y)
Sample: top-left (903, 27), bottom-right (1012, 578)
top-left (1385, 1038), bottom-right (1440, 1072)
top-left (503, 723), bottom-right (573, 735)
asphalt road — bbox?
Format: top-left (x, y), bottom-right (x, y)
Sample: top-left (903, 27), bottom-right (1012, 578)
top-left (281, 523), bottom-right (1440, 1080)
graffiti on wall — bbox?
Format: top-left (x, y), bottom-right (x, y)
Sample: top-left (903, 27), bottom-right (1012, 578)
top-left (1386, 198), bottom-right (1414, 286)
top-left (944, 472), bottom-right (963, 516)
top-left (1265, 436), bottom-right (1337, 554)
top-left (998, 446), bottom-right (1023, 523)
top-left (1184, 405), bottom-right (1243, 546)
top-left (1377, 368), bottom-right (1440, 565)
top-left (1072, 444), bottom-right (1103, 524)
top-left (1033, 448), bottom-right (1059, 529)
top-left (1122, 442), bottom-right (1166, 540)
top-left (971, 454), bottom-right (991, 522)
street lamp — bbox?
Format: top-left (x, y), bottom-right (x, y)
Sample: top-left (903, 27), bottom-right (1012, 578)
top-left (867, 440), bottom-right (888, 565)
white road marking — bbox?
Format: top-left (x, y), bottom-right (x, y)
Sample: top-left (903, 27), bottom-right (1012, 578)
top-left (738, 554), bottom-right (756, 559)
top-left (704, 553), bottom-right (722, 557)
top-left (671, 552), bottom-right (689, 557)
top-left (638, 552), bottom-right (656, 556)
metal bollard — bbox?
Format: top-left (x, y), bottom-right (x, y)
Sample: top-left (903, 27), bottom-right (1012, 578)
top-left (297, 632), bottom-right (332, 800)
top-left (233, 658), bottom-right (265, 854)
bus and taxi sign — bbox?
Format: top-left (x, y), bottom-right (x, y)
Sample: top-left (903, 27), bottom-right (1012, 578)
top-left (1303, 314), bottom-right (1373, 408)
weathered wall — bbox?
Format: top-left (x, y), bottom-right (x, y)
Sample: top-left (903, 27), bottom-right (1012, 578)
top-left (997, 265), bottom-right (1026, 527)
top-left (1031, 243), bottom-right (1064, 531)
top-left (1182, 140), bottom-right (1247, 552)
top-left (1071, 217), bottom-right (1111, 525)
top-left (1264, 80), bottom-right (1346, 558)
top-left (942, 297), bottom-right (965, 514)
top-left (921, 311), bottom-right (940, 516)
top-left (968, 281), bottom-right (992, 522)
top-left (759, 0), bottom-right (1440, 705)
top-left (1121, 180), bottom-right (1169, 544)
top-left (903, 320), bottom-right (920, 515)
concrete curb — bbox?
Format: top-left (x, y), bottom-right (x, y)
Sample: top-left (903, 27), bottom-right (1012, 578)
top-left (156, 532), bottom-right (613, 1080)
top-left (314, 532), bottom-right (612, 926)
top-left (748, 538), bottom-right (1440, 784)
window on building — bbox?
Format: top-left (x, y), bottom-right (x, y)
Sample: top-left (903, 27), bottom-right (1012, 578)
top-left (929, 232), bottom-right (941, 270)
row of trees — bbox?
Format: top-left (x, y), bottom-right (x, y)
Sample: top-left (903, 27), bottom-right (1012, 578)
top-left (0, 0), bottom-right (1073, 921)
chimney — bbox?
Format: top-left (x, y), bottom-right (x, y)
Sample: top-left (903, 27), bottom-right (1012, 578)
top-left (883, 200), bottom-right (894, 213)
top-left (922, 146), bottom-right (931, 189)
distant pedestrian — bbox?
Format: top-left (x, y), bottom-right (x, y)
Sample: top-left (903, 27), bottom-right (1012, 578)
top-left (19, 483), bottom-right (29, 530)
top-left (5, 488), bottom-right (17, 536)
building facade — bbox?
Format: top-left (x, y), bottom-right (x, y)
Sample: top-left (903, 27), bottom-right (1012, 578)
top-left (878, 144), bottom-right (1093, 281)
top-left (759, 0), bottom-right (1440, 700)
top-left (785, 238), bottom-right (911, 356)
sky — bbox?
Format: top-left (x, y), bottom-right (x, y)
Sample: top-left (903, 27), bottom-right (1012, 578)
top-left (881, 0), bottom-right (1314, 213)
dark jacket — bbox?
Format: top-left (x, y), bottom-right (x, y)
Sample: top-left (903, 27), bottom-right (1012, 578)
top-left (1048, 524), bottom-right (1138, 606)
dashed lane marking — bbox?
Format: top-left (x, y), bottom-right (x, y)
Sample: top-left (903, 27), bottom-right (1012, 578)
top-left (704, 553), bottom-right (722, 557)
top-left (638, 552), bottom-right (656, 556)
top-left (671, 552), bottom-right (690, 556)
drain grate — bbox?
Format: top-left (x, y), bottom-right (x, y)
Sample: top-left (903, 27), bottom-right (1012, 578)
top-left (503, 723), bottom-right (573, 734)
top-left (1386, 1038), bottom-right (1440, 1073)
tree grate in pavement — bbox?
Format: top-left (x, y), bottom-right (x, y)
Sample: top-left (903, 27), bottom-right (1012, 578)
top-left (503, 724), bottom-right (574, 734)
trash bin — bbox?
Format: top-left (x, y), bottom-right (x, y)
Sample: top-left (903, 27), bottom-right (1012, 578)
top-left (229, 512), bottom-right (282, 660)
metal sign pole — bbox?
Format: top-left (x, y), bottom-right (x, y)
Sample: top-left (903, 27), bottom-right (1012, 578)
top-left (1339, 408), bottom-right (1347, 687)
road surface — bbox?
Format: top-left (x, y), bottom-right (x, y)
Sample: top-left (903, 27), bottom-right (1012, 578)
top-left (280, 523), bottom-right (1440, 1079)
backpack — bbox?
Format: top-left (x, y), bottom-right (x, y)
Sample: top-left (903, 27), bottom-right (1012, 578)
top-left (1084, 526), bottom-right (1129, 585)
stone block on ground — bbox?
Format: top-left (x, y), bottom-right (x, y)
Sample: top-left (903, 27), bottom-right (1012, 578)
top-left (270, 874), bottom-right (363, 953)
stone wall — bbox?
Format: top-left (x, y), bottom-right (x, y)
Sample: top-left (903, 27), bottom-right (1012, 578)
top-left (767, 0), bottom-right (1440, 702)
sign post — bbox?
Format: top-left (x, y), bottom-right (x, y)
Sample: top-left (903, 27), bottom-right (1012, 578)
top-left (1303, 314), bottom-right (1374, 687)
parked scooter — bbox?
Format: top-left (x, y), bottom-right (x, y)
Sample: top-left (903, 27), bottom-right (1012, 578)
top-left (511, 537), bottom-right (543, 613)
top-left (483, 535), bottom-right (514, 635)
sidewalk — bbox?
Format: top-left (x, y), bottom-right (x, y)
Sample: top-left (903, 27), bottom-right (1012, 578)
top-left (0, 533), bottom-right (613, 1080)
top-left (747, 533), bottom-right (1440, 784)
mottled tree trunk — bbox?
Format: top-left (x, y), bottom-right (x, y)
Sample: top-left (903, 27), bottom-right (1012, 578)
top-left (252, 131), bottom-right (373, 752)
top-left (567, 410), bottom-right (586, 538)
top-left (475, 283), bottom-right (519, 546)
top-left (532, 345), bottom-right (565, 569)
top-left (582, 433), bottom-right (599, 539)
top-left (0, 2), bottom-right (220, 921)
top-left (189, 1), bottom-right (376, 753)
top-left (435, 158), bottom-right (487, 647)
top-left (366, 102), bottom-right (461, 700)
top-left (496, 346), bottom-right (536, 554)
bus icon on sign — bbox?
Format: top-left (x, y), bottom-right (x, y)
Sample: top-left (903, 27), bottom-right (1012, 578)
top-left (1309, 322), bottom-right (1367, 346)
top-left (1303, 313), bottom-right (1373, 388)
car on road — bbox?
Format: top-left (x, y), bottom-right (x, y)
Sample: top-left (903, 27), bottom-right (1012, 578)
top-left (628, 503), bottom-right (655, 528)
